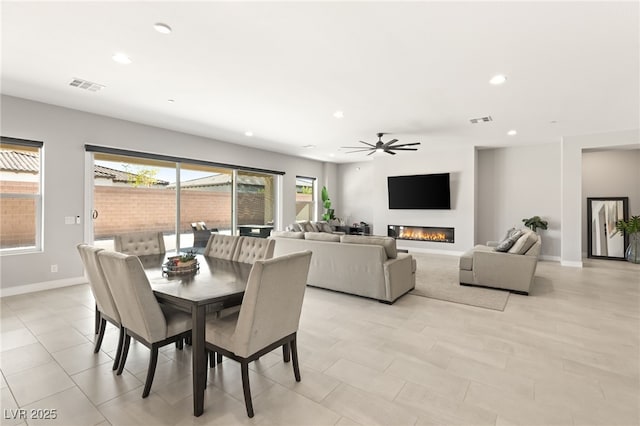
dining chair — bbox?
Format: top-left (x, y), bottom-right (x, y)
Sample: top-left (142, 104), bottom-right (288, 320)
top-left (233, 236), bottom-right (275, 265)
top-left (97, 250), bottom-right (192, 398)
top-left (203, 234), bottom-right (242, 260)
top-left (205, 250), bottom-right (312, 418)
top-left (213, 236), bottom-right (276, 321)
top-left (76, 244), bottom-right (124, 371)
top-left (114, 231), bottom-right (166, 256)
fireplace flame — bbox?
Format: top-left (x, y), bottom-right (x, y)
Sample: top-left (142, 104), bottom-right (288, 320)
top-left (398, 229), bottom-right (449, 242)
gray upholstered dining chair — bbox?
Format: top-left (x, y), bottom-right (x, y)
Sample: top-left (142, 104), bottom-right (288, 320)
top-left (97, 250), bottom-right (192, 398)
top-left (205, 250), bottom-right (312, 418)
top-left (203, 234), bottom-right (242, 260)
top-left (114, 231), bottom-right (166, 256)
top-left (76, 244), bottom-right (124, 371)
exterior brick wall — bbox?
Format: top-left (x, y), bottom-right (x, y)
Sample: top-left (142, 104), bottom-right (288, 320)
top-left (1, 184), bottom-right (268, 246)
top-left (0, 181), bottom-right (38, 247)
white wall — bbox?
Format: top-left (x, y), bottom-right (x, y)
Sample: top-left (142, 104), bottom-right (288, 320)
top-left (561, 130), bottom-right (640, 266)
top-left (0, 95), bottom-right (334, 294)
top-left (338, 144), bottom-right (476, 254)
top-left (477, 143), bottom-right (562, 259)
top-left (581, 149), bottom-right (640, 255)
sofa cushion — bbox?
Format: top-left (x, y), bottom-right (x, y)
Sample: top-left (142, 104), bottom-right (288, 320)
top-left (305, 232), bottom-right (341, 242)
top-left (340, 235), bottom-right (397, 259)
top-left (270, 230), bottom-right (304, 239)
top-left (494, 230), bottom-right (524, 252)
top-left (298, 221), bottom-right (315, 232)
top-left (508, 230), bottom-right (538, 255)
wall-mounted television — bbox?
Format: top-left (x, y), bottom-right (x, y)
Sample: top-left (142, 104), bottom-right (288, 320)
top-left (387, 173), bottom-right (451, 209)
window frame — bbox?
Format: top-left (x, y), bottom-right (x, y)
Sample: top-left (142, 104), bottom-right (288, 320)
top-left (0, 137), bottom-right (44, 254)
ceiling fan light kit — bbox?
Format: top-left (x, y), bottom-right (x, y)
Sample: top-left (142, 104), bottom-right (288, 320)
top-left (342, 133), bottom-right (421, 155)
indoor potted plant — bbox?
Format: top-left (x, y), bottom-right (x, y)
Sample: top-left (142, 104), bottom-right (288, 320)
top-left (321, 186), bottom-right (336, 222)
top-left (522, 216), bottom-right (548, 233)
top-left (616, 215), bottom-right (640, 263)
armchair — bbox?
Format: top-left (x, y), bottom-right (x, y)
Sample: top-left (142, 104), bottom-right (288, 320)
top-left (459, 232), bottom-right (541, 295)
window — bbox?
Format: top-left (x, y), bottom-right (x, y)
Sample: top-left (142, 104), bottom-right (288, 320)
top-left (295, 176), bottom-right (315, 222)
top-left (0, 137), bottom-right (43, 253)
top-left (86, 145), bottom-right (283, 251)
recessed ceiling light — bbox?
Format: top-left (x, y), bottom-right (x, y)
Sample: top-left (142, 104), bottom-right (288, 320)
top-left (507, 130), bottom-right (517, 136)
top-left (489, 74), bottom-right (507, 85)
top-left (302, 144), bottom-right (316, 149)
top-left (333, 110), bottom-right (344, 119)
top-left (245, 131), bottom-right (253, 137)
top-left (112, 53), bottom-right (132, 64)
top-left (154, 23), bottom-right (172, 34)
top-left (167, 99), bottom-right (175, 103)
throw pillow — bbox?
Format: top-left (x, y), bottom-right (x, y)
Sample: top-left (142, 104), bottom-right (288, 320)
top-left (315, 221), bottom-right (334, 233)
top-left (508, 230), bottom-right (538, 255)
top-left (494, 230), bottom-right (524, 252)
top-left (286, 222), bottom-right (303, 232)
top-left (300, 221), bottom-right (316, 232)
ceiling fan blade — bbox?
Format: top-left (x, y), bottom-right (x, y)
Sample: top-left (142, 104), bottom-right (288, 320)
top-left (389, 142), bottom-right (421, 148)
top-left (367, 150), bottom-right (377, 156)
top-left (345, 149), bottom-right (375, 153)
top-left (341, 146), bottom-right (370, 149)
top-left (383, 139), bottom-right (399, 147)
top-left (389, 147), bottom-right (419, 151)
top-left (359, 141), bottom-right (376, 148)
top-left (385, 150), bottom-right (397, 155)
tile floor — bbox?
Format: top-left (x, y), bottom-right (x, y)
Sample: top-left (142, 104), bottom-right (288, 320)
top-left (1, 256), bottom-right (638, 425)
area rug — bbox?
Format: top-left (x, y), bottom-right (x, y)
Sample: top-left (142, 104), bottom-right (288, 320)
top-left (409, 252), bottom-right (509, 311)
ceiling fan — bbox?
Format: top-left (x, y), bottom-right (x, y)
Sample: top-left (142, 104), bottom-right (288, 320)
top-left (341, 133), bottom-right (421, 155)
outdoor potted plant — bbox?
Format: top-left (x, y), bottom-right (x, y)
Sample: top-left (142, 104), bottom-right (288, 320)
top-left (522, 216), bottom-right (548, 233)
top-left (616, 215), bottom-right (640, 263)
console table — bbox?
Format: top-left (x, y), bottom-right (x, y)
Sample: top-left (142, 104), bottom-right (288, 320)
top-left (238, 224), bottom-right (273, 238)
top-left (333, 225), bottom-right (372, 235)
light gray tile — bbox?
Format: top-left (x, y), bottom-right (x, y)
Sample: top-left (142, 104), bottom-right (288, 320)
top-left (0, 328), bottom-right (37, 352)
top-left (22, 386), bottom-right (106, 425)
top-left (71, 362), bottom-right (142, 405)
top-left (324, 358), bottom-right (405, 401)
top-left (4, 361), bottom-right (75, 406)
top-left (52, 341), bottom-right (112, 375)
top-left (0, 342), bottom-right (52, 375)
top-left (36, 327), bottom-right (90, 353)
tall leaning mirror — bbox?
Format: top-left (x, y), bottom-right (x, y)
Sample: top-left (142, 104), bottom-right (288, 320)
top-left (587, 197), bottom-right (628, 260)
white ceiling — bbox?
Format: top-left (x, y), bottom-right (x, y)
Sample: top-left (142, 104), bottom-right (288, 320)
top-left (2, 1), bottom-right (638, 163)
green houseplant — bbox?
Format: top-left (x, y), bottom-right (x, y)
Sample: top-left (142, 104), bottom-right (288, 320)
top-left (321, 186), bottom-right (336, 221)
top-left (522, 216), bottom-right (548, 232)
top-left (616, 215), bottom-right (640, 263)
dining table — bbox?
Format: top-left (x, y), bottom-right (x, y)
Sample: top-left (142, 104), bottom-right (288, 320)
top-left (139, 253), bottom-right (253, 417)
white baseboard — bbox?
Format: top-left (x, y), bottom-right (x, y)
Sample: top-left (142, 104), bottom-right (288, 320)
top-left (0, 276), bottom-right (87, 297)
top-left (560, 260), bottom-right (583, 268)
top-left (540, 255), bottom-right (561, 262)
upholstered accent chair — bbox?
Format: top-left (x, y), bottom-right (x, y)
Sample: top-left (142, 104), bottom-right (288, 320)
top-left (76, 244), bottom-right (124, 370)
top-left (205, 251), bottom-right (312, 418)
top-left (191, 222), bottom-right (218, 249)
top-left (114, 231), bottom-right (166, 256)
top-left (97, 251), bottom-right (192, 398)
top-left (203, 234), bottom-right (241, 260)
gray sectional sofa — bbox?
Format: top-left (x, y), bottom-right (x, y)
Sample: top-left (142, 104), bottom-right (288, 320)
top-left (270, 231), bottom-right (415, 303)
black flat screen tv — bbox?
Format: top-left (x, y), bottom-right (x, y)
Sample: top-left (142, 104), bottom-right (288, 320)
top-left (387, 173), bottom-right (451, 209)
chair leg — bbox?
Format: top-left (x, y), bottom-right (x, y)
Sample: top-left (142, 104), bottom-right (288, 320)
top-left (142, 345), bottom-right (159, 398)
top-left (290, 336), bottom-right (301, 382)
top-left (117, 334), bottom-right (131, 375)
top-left (112, 326), bottom-right (125, 371)
top-left (94, 306), bottom-right (100, 334)
top-left (240, 361), bottom-right (254, 418)
top-left (94, 318), bottom-right (107, 353)
top-left (209, 351), bottom-right (216, 368)
top-left (216, 353), bottom-right (222, 363)
top-left (185, 336), bottom-right (192, 346)
top-left (282, 342), bottom-right (291, 363)
top-left (176, 339), bottom-right (183, 350)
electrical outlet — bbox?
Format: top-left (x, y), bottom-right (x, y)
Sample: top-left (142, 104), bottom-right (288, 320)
top-left (51, 264), bottom-right (58, 273)
top-left (64, 216), bottom-right (74, 225)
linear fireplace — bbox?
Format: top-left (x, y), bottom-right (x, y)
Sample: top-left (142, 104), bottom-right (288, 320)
top-left (388, 225), bottom-right (455, 243)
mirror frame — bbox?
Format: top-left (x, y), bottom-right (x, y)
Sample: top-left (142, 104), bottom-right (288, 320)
top-left (587, 197), bottom-right (629, 260)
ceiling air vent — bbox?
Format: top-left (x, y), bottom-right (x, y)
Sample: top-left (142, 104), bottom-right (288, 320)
top-left (69, 78), bottom-right (105, 92)
top-left (469, 116), bottom-right (493, 124)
